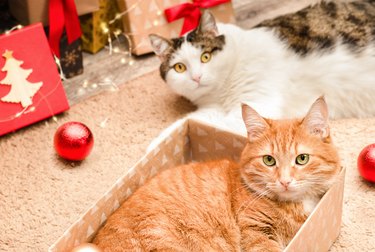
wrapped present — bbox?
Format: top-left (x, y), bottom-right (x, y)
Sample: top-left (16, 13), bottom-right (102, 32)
top-left (0, 23), bottom-right (70, 136)
top-left (116, 0), bottom-right (235, 55)
top-left (47, 0), bottom-right (84, 78)
top-left (80, 0), bottom-right (124, 54)
top-left (58, 32), bottom-right (84, 78)
top-left (8, 0), bottom-right (100, 26)
top-left (41, 29), bottom-right (83, 78)
top-left (6, 0), bottom-right (85, 78)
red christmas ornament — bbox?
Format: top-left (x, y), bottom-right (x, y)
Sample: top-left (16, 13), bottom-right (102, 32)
top-left (54, 121), bottom-right (94, 161)
top-left (357, 143), bottom-right (375, 183)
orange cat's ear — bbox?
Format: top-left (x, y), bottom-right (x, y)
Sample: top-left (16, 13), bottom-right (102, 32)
top-left (241, 103), bottom-right (269, 142)
top-left (302, 96), bottom-right (330, 139)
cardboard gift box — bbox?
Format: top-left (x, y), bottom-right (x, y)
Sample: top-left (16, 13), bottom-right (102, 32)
top-left (0, 23), bottom-right (69, 136)
top-left (116, 0), bottom-right (236, 55)
top-left (80, 0), bottom-right (123, 54)
top-left (8, 0), bottom-right (100, 26)
top-left (49, 119), bottom-right (345, 252)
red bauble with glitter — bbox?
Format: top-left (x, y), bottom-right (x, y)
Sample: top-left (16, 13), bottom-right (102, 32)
top-left (54, 121), bottom-right (94, 161)
top-left (357, 143), bottom-right (375, 183)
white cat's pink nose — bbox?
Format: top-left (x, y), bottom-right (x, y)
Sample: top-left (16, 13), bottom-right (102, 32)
top-left (192, 75), bottom-right (201, 83)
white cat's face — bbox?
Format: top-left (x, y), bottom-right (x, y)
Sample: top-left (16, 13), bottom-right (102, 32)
top-left (149, 11), bottom-right (231, 103)
top-left (164, 39), bottom-right (229, 102)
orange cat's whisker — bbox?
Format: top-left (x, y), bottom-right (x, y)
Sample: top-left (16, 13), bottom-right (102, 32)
top-left (235, 189), bottom-right (272, 216)
top-left (229, 184), bottom-right (252, 197)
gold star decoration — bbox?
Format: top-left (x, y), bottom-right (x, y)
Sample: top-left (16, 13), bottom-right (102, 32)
top-left (2, 50), bottom-right (13, 59)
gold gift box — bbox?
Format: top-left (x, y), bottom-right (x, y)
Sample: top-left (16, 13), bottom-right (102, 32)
top-left (80, 0), bottom-right (123, 54)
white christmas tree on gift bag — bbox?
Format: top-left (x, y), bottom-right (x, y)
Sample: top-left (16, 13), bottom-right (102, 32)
top-left (0, 50), bottom-right (43, 108)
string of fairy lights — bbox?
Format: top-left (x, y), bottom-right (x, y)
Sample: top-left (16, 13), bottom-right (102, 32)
top-left (0, 0), bottom-right (170, 128)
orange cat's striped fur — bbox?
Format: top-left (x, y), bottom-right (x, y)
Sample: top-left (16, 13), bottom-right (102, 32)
top-left (94, 97), bottom-right (340, 251)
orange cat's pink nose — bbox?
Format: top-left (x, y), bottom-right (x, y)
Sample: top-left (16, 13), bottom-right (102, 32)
top-left (280, 180), bottom-right (291, 189)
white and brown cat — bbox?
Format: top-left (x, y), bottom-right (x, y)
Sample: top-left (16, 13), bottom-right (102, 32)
top-left (93, 97), bottom-right (341, 251)
top-left (148, 1), bottom-right (375, 143)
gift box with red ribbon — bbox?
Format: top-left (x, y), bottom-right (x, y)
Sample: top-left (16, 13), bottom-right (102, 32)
top-left (116, 0), bottom-right (235, 55)
top-left (9, 0), bottom-right (85, 79)
top-left (0, 23), bottom-right (70, 136)
top-left (47, 0), bottom-right (84, 78)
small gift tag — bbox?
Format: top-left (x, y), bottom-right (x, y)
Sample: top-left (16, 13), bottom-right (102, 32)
top-left (0, 23), bottom-right (70, 136)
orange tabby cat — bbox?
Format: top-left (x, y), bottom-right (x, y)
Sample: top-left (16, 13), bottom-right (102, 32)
top-left (93, 97), bottom-right (340, 251)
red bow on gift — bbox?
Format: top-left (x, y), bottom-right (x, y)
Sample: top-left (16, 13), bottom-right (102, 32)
top-left (164, 0), bottom-right (230, 36)
top-left (48, 0), bottom-right (82, 58)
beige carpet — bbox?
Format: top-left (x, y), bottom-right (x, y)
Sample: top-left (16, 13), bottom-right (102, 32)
top-left (1, 71), bottom-right (375, 252)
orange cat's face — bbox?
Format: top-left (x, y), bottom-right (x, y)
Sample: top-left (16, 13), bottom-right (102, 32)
top-left (240, 98), bottom-right (340, 202)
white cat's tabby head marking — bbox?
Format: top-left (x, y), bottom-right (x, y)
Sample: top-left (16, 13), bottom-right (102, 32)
top-left (149, 11), bottom-right (230, 103)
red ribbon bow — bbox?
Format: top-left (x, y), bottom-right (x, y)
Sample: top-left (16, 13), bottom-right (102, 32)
top-left (165, 0), bottom-right (230, 36)
top-left (48, 0), bottom-right (82, 58)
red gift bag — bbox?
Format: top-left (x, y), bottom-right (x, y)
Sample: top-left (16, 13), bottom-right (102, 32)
top-left (0, 23), bottom-right (70, 136)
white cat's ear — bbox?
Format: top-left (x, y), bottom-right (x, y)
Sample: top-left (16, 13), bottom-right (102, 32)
top-left (302, 96), bottom-right (330, 139)
top-left (242, 103), bottom-right (269, 142)
top-left (149, 34), bottom-right (171, 58)
top-left (198, 11), bottom-right (219, 36)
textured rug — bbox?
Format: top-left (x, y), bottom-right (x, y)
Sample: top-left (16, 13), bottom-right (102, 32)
top-left (1, 71), bottom-right (375, 251)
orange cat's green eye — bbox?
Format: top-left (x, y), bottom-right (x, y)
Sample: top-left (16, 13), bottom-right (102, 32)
top-left (296, 154), bottom-right (309, 165)
top-left (263, 155), bottom-right (276, 166)
top-left (173, 63), bottom-right (186, 73)
top-left (201, 52), bottom-right (211, 63)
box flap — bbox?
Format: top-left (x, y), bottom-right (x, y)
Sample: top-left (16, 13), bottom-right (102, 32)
top-left (285, 168), bottom-right (346, 251)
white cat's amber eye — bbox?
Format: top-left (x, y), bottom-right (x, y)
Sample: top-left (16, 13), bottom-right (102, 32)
top-left (173, 63), bottom-right (186, 73)
top-left (201, 52), bottom-right (212, 63)
top-left (296, 154), bottom-right (309, 165)
top-left (263, 155), bottom-right (276, 166)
